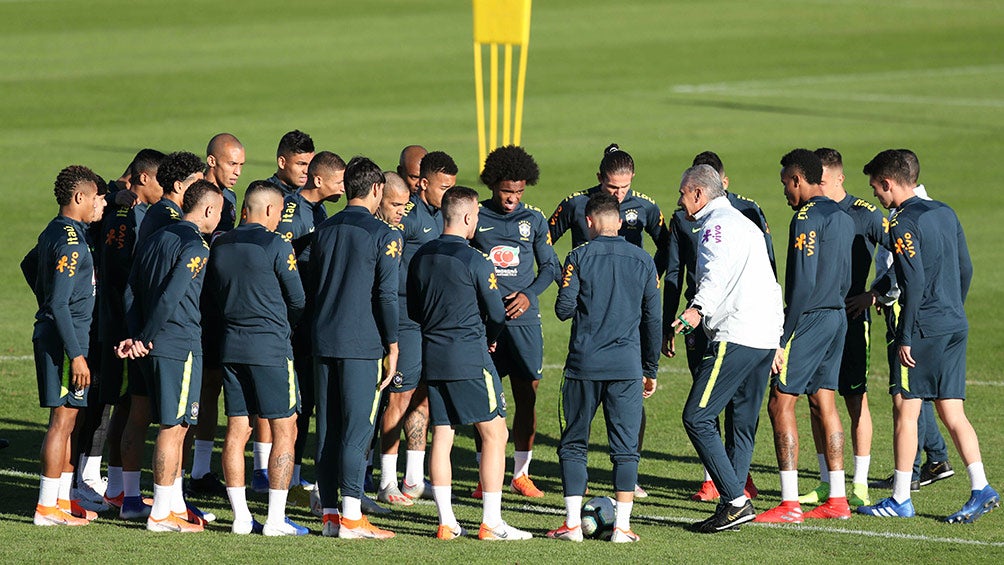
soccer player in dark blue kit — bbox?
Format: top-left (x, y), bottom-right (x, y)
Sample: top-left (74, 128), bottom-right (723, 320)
top-left (378, 151), bottom-right (455, 506)
top-left (138, 151), bottom-right (205, 245)
top-left (397, 144), bottom-right (427, 194)
top-left (546, 193), bottom-right (660, 543)
top-left (208, 181), bottom-right (307, 536)
top-left (672, 165), bottom-right (783, 533)
top-left (858, 150), bottom-right (998, 522)
top-left (756, 149), bottom-right (854, 523)
top-left (275, 150), bottom-right (345, 499)
top-left (799, 148), bottom-right (886, 508)
top-left (187, 133), bottom-right (246, 498)
top-left (664, 150), bottom-right (774, 502)
top-left (265, 130), bottom-right (315, 196)
top-left (309, 157), bottom-right (400, 540)
top-left (118, 180), bottom-right (224, 533)
top-left (407, 186), bottom-right (532, 541)
top-left (24, 165), bottom-right (106, 526)
top-left (96, 150), bottom-right (165, 514)
top-left (470, 145), bottom-right (559, 499)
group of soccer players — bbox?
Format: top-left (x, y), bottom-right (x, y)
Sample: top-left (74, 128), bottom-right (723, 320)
top-left (23, 130), bottom-right (998, 541)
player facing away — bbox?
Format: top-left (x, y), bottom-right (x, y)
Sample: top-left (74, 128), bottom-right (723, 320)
top-left (755, 149), bottom-right (854, 524)
top-left (549, 144), bottom-right (669, 497)
top-left (208, 181), bottom-right (307, 536)
top-left (798, 148), bottom-right (886, 509)
top-left (187, 133), bottom-right (246, 500)
top-left (867, 150), bottom-right (954, 492)
top-left (407, 186), bottom-right (532, 541)
top-left (397, 144), bottom-right (428, 194)
top-left (24, 165), bottom-right (106, 526)
top-left (469, 145), bottom-right (560, 499)
top-left (378, 152), bottom-right (455, 506)
top-left (663, 151), bottom-right (774, 502)
top-left (96, 150), bottom-right (164, 514)
top-left (546, 193), bottom-right (660, 543)
top-left (858, 150), bottom-right (999, 522)
top-left (118, 180), bottom-right (224, 533)
top-left (310, 157), bottom-right (401, 539)
top-left (671, 165), bottom-right (783, 533)
top-left (266, 130), bottom-right (315, 196)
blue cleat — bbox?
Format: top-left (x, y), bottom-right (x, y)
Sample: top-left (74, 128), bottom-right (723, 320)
top-left (857, 496), bottom-right (915, 518)
top-left (119, 495), bottom-right (152, 520)
top-left (251, 469), bottom-right (270, 494)
top-left (263, 516), bottom-right (310, 536)
top-left (945, 485), bottom-right (1000, 524)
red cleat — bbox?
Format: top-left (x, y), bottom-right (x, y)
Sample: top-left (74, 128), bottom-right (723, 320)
top-left (754, 500), bottom-right (803, 523)
top-left (744, 474), bottom-right (759, 499)
top-left (804, 497), bottom-right (851, 520)
top-left (691, 480), bottom-right (720, 501)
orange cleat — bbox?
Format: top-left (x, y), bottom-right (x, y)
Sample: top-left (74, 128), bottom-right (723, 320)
top-left (691, 480), bottom-right (720, 501)
top-left (338, 515), bottom-right (395, 539)
top-left (744, 474), bottom-right (759, 499)
top-left (34, 504), bottom-right (89, 526)
top-left (804, 497), bottom-right (851, 520)
top-left (436, 523), bottom-right (467, 540)
top-left (147, 512), bottom-right (204, 532)
top-left (58, 498), bottom-right (98, 521)
top-left (511, 474), bottom-right (544, 498)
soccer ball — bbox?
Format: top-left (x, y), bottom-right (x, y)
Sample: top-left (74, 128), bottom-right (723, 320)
top-left (581, 496), bottom-right (616, 540)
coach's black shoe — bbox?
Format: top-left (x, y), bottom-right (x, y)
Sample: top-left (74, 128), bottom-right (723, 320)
top-left (186, 472), bottom-right (228, 498)
top-left (868, 474), bottom-right (920, 492)
top-left (0, 438), bottom-right (8, 449)
top-left (919, 460), bottom-right (955, 487)
top-left (692, 500), bottom-right (755, 533)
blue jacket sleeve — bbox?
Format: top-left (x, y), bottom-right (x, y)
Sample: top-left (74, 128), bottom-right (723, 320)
top-left (474, 255), bottom-right (507, 343)
top-left (956, 216), bottom-right (972, 304)
top-left (645, 203), bottom-right (671, 277)
top-left (547, 195), bottom-right (575, 246)
top-left (662, 214), bottom-right (685, 335)
top-left (523, 214), bottom-right (560, 299)
top-left (47, 242), bottom-right (87, 359)
top-left (134, 241), bottom-right (209, 345)
top-left (554, 252), bottom-right (579, 321)
top-left (781, 215), bottom-right (819, 345)
top-left (274, 238), bottom-right (306, 327)
top-left (375, 229), bottom-right (402, 346)
top-left (890, 217), bottom-right (923, 347)
top-left (21, 245), bottom-right (39, 292)
top-left (640, 258), bottom-right (662, 379)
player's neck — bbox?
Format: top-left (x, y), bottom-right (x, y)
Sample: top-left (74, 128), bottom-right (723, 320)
top-left (165, 191), bottom-right (184, 207)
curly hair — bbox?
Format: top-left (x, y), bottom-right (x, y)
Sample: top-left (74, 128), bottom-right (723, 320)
top-left (156, 151), bottom-right (205, 194)
top-left (420, 151), bottom-right (459, 179)
top-left (479, 145), bottom-right (539, 188)
top-left (54, 165), bottom-right (102, 206)
top-left (780, 148), bottom-right (823, 185)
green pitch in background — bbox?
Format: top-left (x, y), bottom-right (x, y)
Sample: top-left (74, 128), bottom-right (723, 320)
top-left (1, 0), bottom-right (1003, 562)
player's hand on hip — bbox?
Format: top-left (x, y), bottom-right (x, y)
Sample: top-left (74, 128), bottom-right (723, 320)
top-left (642, 377), bottom-right (657, 398)
top-left (662, 334), bottom-right (676, 358)
top-left (504, 291), bottom-right (530, 320)
top-left (70, 355), bottom-right (90, 390)
top-left (898, 345), bottom-right (916, 368)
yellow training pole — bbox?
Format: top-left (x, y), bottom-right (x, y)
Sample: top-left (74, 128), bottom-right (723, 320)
top-left (503, 43), bottom-right (513, 146)
top-left (474, 42), bottom-right (487, 168)
top-left (513, 42), bottom-right (529, 146)
top-left (489, 43), bottom-right (498, 154)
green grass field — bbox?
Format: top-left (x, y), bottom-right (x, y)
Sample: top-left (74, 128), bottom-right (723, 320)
top-left (2, 0), bottom-right (1004, 562)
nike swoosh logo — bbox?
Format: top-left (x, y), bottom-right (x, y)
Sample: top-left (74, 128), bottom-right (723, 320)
top-left (478, 226), bottom-right (494, 232)
top-left (423, 227), bottom-right (432, 233)
top-left (727, 508), bottom-right (745, 521)
top-left (692, 227), bottom-right (702, 233)
top-left (850, 383), bottom-right (864, 390)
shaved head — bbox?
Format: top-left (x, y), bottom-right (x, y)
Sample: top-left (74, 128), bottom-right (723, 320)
top-left (397, 144), bottom-right (427, 193)
top-left (207, 132), bottom-right (243, 156)
top-left (206, 133), bottom-right (245, 190)
top-left (383, 171), bottom-right (410, 198)
top-left (377, 171), bottom-right (411, 225)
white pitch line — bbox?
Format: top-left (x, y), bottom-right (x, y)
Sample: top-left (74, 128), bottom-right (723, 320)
top-left (517, 503), bottom-right (1004, 547)
top-left (0, 355), bottom-right (33, 361)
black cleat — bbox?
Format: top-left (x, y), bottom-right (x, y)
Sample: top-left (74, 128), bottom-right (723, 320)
top-left (868, 473), bottom-right (919, 491)
top-left (186, 472), bottom-right (228, 498)
top-left (692, 500), bottom-right (755, 533)
top-left (919, 460), bottom-right (955, 487)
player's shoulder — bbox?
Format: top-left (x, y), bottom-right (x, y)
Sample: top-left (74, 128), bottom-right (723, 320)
top-left (728, 191), bottom-right (765, 211)
top-left (558, 189), bottom-right (590, 206)
top-left (401, 198), bottom-right (418, 219)
top-left (629, 190), bottom-right (660, 207)
top-left (47, 217), bottom-right (85, 247)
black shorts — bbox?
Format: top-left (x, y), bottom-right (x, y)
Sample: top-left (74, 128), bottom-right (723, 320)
top-left (99, 345), bottom-right (135, 405)
top-left (490, 324), bottom-right (544, 381)
top-left (772, 309), bottom-right (845, 395)
top-left (145, 353), bottom-right (202, 426)
top-left (427, 368), bottom-right (506, 427)
top-left (897, 329), bottom-right (967, 401)
top-left (33, 330), bottom-right (88, 409)
top-left (223, 361), bottom-right (300, 419)
top-left (838, 315), bottom-right (870, 396)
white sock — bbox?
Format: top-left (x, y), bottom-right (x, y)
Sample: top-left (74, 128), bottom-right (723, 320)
top-left (967, 462), bottom-right (989, 491)
top-left (191, 440), bottom-right (213, 479)
top-left (58, 472), bottom-right (72, 501)
top-left (123, 471), bottom-right (141, 497)
top-left (106, 466), bottom-right (123, 497)
top-left (615, 500), bottom-right (633, 531)
top-left (432, 485), bottom-right (457, 528)
top-left (853, 455), bottom-right (871, 486)
top-left (405, 450), bottom-right (426, 487)
top-left (564, 495), bottom-right (583, 528)
top-left (780, 470), bottom-right (799, 502)
top-left (81, 455), bottom-right (103, 482)
top-left (482, 491), bottom-right (502, 527)
top-left (817, 453), bottom-right (829, 483)
top-left (730, 495), bottom-right (748, 507)
top-left (253, 442), bottom-right (271, 471)
top-left (828, 470), bottom-right (846, 498)
top-left (171, 477), bottom-right (187, 514)
top-left (513, 450), bottom-right (532, 479)
top-left (380, 453), bottom-right (398, 489)
top-left (227, 486), bottom-right (252, 523)
top-left (703, 466), bottom-right (712, 482)
top-left (892, 470), bottom-right (913, 503)
top-left (151, 484), bottom-right (173, 520)
top-left (291, 464), bottom-right (301, 487)
top-left (267, 488), bottom-right (289, 526)
top-left (322, 507), bottom-right (339, 517)
top-left (342, 496), bottom-right (362, 521)
top-left (38, 475), bottom-right (60, 507)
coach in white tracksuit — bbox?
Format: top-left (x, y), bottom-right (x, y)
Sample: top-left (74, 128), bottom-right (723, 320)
top-left (671, 164), bottom-right (784, 532)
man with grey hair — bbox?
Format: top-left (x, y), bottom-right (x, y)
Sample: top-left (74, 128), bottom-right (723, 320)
top-left (672, 164), bottom-right (784, 533)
